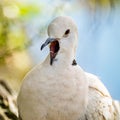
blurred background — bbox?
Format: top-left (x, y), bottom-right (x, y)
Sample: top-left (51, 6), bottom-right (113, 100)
top-left (0, 0), bottom-right (120, 100)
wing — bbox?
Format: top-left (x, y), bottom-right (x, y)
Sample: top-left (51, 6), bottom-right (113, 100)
top-left (80, 73), bottom-right (120, 120)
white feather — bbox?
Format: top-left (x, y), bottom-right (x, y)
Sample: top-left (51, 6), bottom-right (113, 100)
top-left (17, 16), bottom-right (120, 120)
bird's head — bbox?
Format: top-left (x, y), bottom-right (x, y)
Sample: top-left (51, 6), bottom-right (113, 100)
top-left (41, 16), bottom-right (78, 65)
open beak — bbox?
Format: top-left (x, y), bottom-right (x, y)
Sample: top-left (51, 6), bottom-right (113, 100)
top-left (41, 38), bottom-right (60, 65)
top-left (41, 38), bottom-right (56, 50)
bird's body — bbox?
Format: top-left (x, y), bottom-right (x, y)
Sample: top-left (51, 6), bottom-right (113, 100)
top-left (18, 55), bottom-right (88, 120)
top-left (17, 16), bottom-right (120, 120)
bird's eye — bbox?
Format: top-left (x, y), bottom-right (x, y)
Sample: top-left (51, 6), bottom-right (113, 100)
top-left (63, 29), bottom-right (70, 37)
top-left (65, 29), bottom-right (70, 35)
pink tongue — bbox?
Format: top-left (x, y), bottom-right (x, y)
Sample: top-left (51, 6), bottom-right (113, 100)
top-left (49, 41), bottom-right (59, 65)
top-left (50, 42), bottom-right (56, 59)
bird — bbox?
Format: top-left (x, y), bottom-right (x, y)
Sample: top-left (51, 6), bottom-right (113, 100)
top-left (17, 16), bottom-right (120, 120)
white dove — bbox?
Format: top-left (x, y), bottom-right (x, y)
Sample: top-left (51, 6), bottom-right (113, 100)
top-left (17, 16), bottom-right (120, 120)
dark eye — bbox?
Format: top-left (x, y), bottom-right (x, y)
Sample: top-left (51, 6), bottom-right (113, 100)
top-left (64, 29), bottom-right (70, 35)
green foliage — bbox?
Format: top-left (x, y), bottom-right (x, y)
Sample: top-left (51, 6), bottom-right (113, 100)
top-left (19, 4), bottom-right (41, 19)
top-left (87, 0), bottom-right (120, 9)
top-left (0, 0), bottom-right (41, 64)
